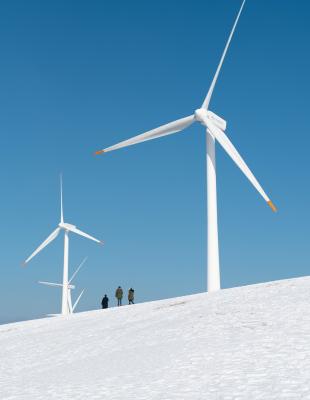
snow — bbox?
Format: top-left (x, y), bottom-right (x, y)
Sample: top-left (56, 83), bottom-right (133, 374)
top-left (1, 276), bottom-right (310, 399)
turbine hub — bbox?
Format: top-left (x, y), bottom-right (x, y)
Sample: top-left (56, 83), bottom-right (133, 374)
top-left (59, 222), bottom-right (76, 231)
top-left (194, 109), bottom-right (227, 131)
top-left (194, 108), bottom-right (208, 124)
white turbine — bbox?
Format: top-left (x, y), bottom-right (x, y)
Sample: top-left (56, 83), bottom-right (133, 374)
top-left (94, 0), bottom-right (276, 292)
top-left (24, 176), bottom-right (103, 314)
top-left (38, 257), bottom-right (88, 314)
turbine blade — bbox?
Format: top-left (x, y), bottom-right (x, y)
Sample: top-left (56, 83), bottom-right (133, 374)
top-left (94, 115), bottom-right (195, 154)
top-left (206, 121), bottom-right (277, 211)
top-left (67, 226), bottom-right (102, 244)
top-left (202, 0), bottom-right (246, 110)
top-left (72, 289), bottom-right (85, 312)
top-left (39, 281), bottom-right (63, 288)
top-left (69, 257), bottom-right (88, 284)
top-left (38, 281), bottom-right (75, 289)
top-left (60, 173), bottom-right (64, 223)
top-left (24, 227), bottom-right (61, 264)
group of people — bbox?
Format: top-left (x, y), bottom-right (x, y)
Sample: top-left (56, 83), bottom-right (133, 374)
top-left (101, 286), bottom-right (135, 309)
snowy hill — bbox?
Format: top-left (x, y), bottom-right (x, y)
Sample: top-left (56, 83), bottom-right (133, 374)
top-left (1, 277), bottom-right (310, 399)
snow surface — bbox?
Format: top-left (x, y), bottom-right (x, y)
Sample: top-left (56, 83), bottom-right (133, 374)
top-left (1, 276), bottom-right (310, 399)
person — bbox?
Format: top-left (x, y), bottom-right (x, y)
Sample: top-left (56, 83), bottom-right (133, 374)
top-left (101, 294), bottom-right (109, 309)
top-left (115, 286), bottom-right (123, 306)
top-left (128, 288), bottom-right (135, 305)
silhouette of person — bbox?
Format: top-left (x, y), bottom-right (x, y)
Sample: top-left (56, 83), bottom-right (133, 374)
top-left (101, 294), bottom-right (109, 309)
top-left (115, 286), bottom-right (123, 306)
top-left (128, 288), bottom-right (135, 305)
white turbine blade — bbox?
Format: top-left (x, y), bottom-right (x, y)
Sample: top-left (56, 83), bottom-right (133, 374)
top-left (24, 227), bottom-right (61, 264)
top-left (39, 281), bottom-right (75, 289)
top-left (39, 281), bottom-right (63, 288)
top-left (206, 121), bottom-right (277, 212)
top-left (72, 289), bottom-right (85, 312)
top-left (202, 0), bottom-right (246, 110)
top-left (69, 257), bottom-right (88, 284)
top-left (67, 226), bottom-right (102, 244)
top-left (60, 173), bottom-right (64, 223)
top-left (94, 115), bottom-right (195, 155)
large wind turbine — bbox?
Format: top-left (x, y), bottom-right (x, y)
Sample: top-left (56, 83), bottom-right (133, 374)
top-left (94, 0), bottom-right (276, 292)
top-left (24, 177), bottom-right (103, 314)
top-left (39, 257), bottom-right (88, 314)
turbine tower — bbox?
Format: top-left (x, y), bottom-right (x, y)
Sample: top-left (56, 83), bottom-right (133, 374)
top-left (24, 177), bottom-right (103, 314)
top-left (94, 0), bottom-right (276, 292)
top-left (39, 257), bottom-right (88, 314)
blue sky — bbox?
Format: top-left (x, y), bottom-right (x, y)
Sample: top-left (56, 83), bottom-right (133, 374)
top-left (0, 0), bottom-right (309, 323)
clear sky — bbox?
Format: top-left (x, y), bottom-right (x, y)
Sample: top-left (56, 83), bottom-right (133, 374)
top-left (0, 0), bottom-right (309, 323)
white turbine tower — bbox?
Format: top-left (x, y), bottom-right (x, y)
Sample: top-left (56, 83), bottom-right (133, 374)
top-left (24, 177), bottom-right (103, 314)
top-left (39, 257), bottom-right (88, 314)
top-left (94, 0), bottom-right (276, 292)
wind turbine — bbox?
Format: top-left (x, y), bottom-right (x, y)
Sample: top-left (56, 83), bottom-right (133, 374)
top-left (94, 0), bottom-right (276, 292)
top-left (24, 177), bottom-right (103, 314)
top-left (39, 257), bottom-right (88, 314)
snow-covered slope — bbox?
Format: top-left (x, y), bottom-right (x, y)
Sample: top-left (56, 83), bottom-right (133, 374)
top-left (1, 277), bottom-right (310, 399)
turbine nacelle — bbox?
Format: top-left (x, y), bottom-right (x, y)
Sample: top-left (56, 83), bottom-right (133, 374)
top-left (194, 109), bottom-right (227, 131)
top-left (206, 110), bottom-right (227, 131)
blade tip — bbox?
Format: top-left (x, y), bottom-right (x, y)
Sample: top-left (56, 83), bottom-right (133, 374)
top-left (267, 200), bottom-right (277, 212)
top-left (94, 149), bottom-right (105, 156)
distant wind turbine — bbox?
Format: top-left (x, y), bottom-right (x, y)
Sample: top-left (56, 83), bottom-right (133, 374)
top-left (39, 257), bottom-right (88, 314)
top-left (94, 0), bottom-right (276, 292)
top-left (24, 176), bottom-right (103, 315)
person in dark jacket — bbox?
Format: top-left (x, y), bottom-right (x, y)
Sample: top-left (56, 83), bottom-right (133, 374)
top-left (128, 288), bottom-right (135, 305)
top-left (101, 294), bottom-right (109, 309)
top-left (115, 286), bottom-right (123, 306)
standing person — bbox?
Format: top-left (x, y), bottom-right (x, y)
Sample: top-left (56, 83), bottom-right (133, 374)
top-left (101, 294), bottom-right (109, 309)
top-left (128, 288), bottom-right (135, 305)
top-left (115, 286), bottom-right (123, 306)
